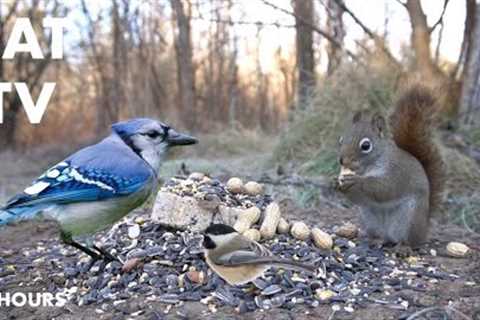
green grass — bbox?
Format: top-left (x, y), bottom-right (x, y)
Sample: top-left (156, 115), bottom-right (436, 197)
top-left (161, 127), bottom-right (275, 179)
top-left (183, 128), bottom-right (272, 159)
top-left (448, 196), bottom-right (480, 233)
top-left (272, 63), bottom-right (398, 177)
top-left (294, 185), bottom-right (321, 208)
top-left (271, 62), bottom-right (480, 232)
top-left (464, 127), bottom-right (480, 148)
top-left (298, 151), bottom-right (340, 177)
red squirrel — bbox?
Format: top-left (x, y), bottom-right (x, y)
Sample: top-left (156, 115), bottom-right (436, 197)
top-left (337, 86), bottom-right (445, 247)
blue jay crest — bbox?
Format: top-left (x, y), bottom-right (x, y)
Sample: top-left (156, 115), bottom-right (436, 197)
top-left (112, 118), bottom-right (168, 140)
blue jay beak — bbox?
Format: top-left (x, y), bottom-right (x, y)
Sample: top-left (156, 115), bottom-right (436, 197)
top-left (166, 129), bottom-right (198, 146)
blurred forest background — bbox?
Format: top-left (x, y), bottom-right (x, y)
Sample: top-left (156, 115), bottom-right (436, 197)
top-left (0, 0), bottom-right (479, 230)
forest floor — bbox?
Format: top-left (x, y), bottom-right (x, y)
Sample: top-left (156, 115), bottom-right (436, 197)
top-left (0, 147), bottom-right (479, 320)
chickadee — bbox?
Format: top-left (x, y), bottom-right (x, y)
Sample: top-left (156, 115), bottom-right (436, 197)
top-left (203, 223), bottom-right (316, 285)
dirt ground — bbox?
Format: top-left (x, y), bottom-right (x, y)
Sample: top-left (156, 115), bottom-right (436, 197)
top-left (0, 151), bottom-right (479, 320)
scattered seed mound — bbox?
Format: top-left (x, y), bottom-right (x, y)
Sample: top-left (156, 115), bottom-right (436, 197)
top-left (0, 173), bottom-right (472, 318)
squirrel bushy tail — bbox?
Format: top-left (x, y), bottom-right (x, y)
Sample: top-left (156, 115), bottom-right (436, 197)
top-left (389, 86), bottom-right (445, 216)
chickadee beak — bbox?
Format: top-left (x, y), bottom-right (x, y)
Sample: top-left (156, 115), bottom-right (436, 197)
top-left (166, 129), bottom-right (198, 146)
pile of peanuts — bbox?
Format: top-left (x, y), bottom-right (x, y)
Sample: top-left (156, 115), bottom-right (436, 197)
top-left (224, 177), bottom-right (358, 249)
top-left (194, 175), bottom-right (472, 257)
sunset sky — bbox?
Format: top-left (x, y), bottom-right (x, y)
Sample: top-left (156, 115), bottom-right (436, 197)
top-left (63, 0), bottom-right (465, 73)
top-left (221, 0), bottom-right (465, 72)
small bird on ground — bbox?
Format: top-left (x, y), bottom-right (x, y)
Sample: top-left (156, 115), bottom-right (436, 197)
top-left (0, 118), bottom-right (197, 261)
top-left (203, 224), bottom-right (316, 285)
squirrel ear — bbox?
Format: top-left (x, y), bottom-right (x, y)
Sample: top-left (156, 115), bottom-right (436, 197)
top-left (352, 111), bottom-right (362, 123)
top-left (371, 113), bottom-right (386, 137)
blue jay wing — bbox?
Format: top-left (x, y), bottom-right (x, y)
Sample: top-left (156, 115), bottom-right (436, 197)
top-left (5, 161), bottom-right (151, 209)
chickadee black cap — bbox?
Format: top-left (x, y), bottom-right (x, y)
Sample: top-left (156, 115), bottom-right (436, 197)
top-left (205, 224), bottom-right (236, 235)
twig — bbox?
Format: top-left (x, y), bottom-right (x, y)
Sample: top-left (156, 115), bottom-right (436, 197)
top-left (451, 0), bottom-right (475, 80)
top-left (332, 0), bottom-right (402, 69)
top-left (430, 0), bottom-right (450, 34)
top-left (317, 0), bottom-right (335, 20)
top-left (406, 307), bottom-right (446, 320)
top-left (447, 306), bottom-right (474, 320)
top-left (467, 242), bottom-right (480, 251)
top-left (327, 309), bottom-right (336, 320)
top-left (257, 176), bottom-right (331, 189)
top-left (406, 306), bottom-right (474, 320)
top-left (395, 0), bottom-right (407, 8)
top-left (434, 19), bottom-right (444, 64)
top-left (191, 15), bottom-right (295, 28)
top-left (461, 209), bottom-right (476, 234)
top-left (3, 0), bottom-right (19, 24)
top-left (258, 0), bottom-right (363, 65)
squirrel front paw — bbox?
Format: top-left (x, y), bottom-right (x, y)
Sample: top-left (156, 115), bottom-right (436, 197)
top-left (385, 243), bottom-right (415, 258)
top-left (337, 173), bottom-right (359, 191)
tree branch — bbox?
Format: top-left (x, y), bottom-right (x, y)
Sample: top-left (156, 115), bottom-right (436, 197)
top-left (259, 0), bottom-right (363, 64)
top-left (332, 0), bottom-right (402, 69)
top-left (395, 0), bottom-right (407, 9)
top-left (434, 20), bottom-right (444, 64)
top-left (4, 0), bottom-right (20, 24)
top-left (452, 0), bottom-right (476, 80)
top-left (191, 15), bottom-right (296, 28)
top-left (429, 0), bottom-right (450, 34)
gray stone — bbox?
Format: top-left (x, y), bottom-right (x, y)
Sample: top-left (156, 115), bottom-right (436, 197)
top-left (151, 192), bottom-right (215, 232)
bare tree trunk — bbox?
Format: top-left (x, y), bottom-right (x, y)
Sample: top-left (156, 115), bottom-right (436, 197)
top-left (276, 47), bottom-right (294, 120)
top-left (227, 31), bottom-right (238, 129)
top-left (111, 0), bottom-right (126, 121)
top-left (255, 25), bottom-right (267, 130)
top-left (204, 16), bottom-right (215, 126)
top-left (171, 0), bottom-right (197, 130)
top-left (326, 0), bottom-right (345, 76)
top-left (81, 0), bottom-right (118, 135)
top-left (0, 100), bottom-right (19, 150)
top-left (293, 0), bottom-right (315, 111)
top-left (463, 0), bottom-right (477, 79)
top-left (460, 3), bottom-right (480, 128)
top-left (405, 0), bottom-right (443, 81)
top-left (0, 26), bottom-right (16, 148)
top-left (214, 3), bottom-right (227, 124)
top-left (0, 1), bottom-right (19, 149)
top-left (453, 0), bottom-right (476, 81)
top-left (0, 0), bottom-right (56, 149)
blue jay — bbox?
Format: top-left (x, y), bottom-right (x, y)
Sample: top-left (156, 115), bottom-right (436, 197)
top-left (0, 118), bottom-right (197, 261)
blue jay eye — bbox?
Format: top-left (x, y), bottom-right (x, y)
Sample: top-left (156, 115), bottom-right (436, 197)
top-left (145, 130), bottom-right (161, 139)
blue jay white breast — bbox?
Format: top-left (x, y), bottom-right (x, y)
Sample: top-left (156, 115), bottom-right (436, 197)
top-left (0, 118), bottom-right (197, 237)
top-left (42, 182), bottom-right (154, 236)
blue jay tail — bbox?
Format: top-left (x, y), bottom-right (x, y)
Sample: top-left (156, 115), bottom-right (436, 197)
top-left (0, 205), bottom-right (46, 226)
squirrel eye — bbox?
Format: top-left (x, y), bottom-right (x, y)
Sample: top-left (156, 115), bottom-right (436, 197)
top-left (359, 138), bottom-right (373, 153)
